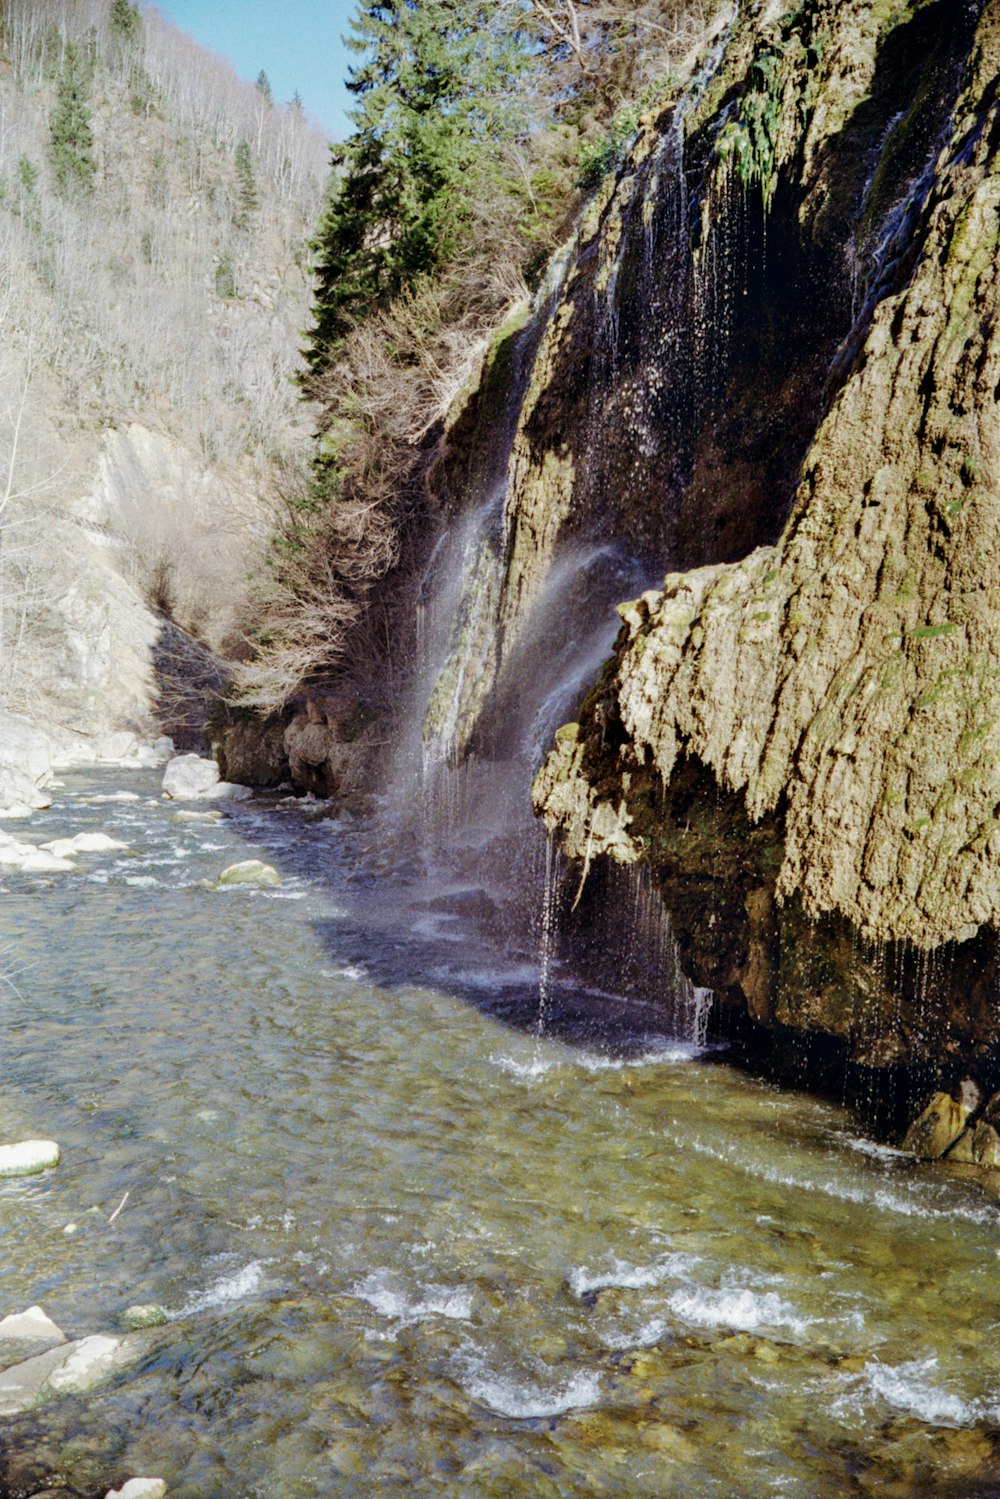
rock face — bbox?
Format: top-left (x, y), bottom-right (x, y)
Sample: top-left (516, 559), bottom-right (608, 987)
top-left (213, 693), bottom-right (377, 801)
top-left (528, 0), bottom-right (1000, 1071)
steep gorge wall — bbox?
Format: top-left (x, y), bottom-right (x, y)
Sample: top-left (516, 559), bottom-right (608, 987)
top-left (528, 0), bottom-right (1000, 1068)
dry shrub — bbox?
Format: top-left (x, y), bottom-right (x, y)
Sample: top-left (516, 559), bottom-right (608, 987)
top-left (233, 228), bottom-right (531, 711)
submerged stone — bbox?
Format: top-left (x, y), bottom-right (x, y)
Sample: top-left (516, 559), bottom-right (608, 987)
top-left (217, 860), bottom-right (281, 888)
top-left (0, 1140), bottom-right (61, 1177)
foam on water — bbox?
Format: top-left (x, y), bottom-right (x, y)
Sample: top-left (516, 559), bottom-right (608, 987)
top-left (569, 1252), bottom-right (697, 1297)
top-left (179, 1260), bottom-right (266, 1316)
top-left (836, 1356), bottom-right (997, 1427)
top-left (668, 1285), bottom-right (813, 1337)
top-left (492, 1051), bottom-right (558, 1079)
top-left (353, 1269), bottom-right (473, 1326)
top-left (839, 1136), bottom-right (908, 1161)
top-left (573, 1040), bottom-right (704, 1071)
top-left (462, 1363), bottom-right (602, 1418)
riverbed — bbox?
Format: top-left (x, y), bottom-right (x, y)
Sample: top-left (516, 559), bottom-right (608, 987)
top-left (1, 770), bottom-right (999, 1496)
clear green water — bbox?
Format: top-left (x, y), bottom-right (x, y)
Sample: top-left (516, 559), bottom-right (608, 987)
top-left (2, 771), bottom-right (1000, 1497)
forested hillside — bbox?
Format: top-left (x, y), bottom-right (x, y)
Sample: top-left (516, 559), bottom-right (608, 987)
top-left (0, 0), bottom-right (327, 739)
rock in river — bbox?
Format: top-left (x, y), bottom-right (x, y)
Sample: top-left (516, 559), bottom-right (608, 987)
top-left (161, 754), bottom-right (251, 803)
top-left (105, 1480), bottom-right (167, 1499)
top-left (0, 1140), bottom-right (61, 1177)
top-left (902, 1082), bottom-right (981, 1159)
top-left (0, 1306), bottom-right (65, 1345)
top-left (121, 1304), bottom-right (168, 1330)
top-left (217, 860), bottom-right (281, 888)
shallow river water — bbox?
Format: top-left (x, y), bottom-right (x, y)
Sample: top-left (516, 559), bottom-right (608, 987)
top-left (2, 770), bottom-right (1000, 1497)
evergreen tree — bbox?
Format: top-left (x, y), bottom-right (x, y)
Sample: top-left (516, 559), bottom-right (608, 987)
top-left (256, 70), bottom-right (273, 103)
top-left (110, 0), bottom-right (142, 45)
top-left (50, 43), bottom-right (95, 193)
top-left (235, 140), bottom-right (259, 228)
top-left (303, 0), bottom-right (531, 374)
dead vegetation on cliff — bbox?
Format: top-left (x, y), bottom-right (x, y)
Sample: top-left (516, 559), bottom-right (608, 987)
top-left (233, 0), bottom-right (732, 712)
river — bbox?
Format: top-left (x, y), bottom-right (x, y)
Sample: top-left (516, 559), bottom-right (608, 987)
top-left (1, 769), bottom-right (999, 1496)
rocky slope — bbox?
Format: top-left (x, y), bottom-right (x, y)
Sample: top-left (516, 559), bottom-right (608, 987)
top-left (526, 0), bottom-right (1000, 1073)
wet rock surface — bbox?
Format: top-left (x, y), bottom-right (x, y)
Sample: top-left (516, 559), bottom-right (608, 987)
top-left (534, 0), bottom-right (1000, 1066)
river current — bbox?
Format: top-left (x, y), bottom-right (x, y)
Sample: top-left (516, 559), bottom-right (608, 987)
top-left (2, 769), bottom-right (1000, 1496)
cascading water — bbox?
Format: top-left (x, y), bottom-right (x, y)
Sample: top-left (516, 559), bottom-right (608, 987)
top-left (372, 24), bottom-right (767, 1050)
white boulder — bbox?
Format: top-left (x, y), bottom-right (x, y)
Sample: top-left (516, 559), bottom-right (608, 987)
top-left (162, 754), bottom-right (219, 800)
top-left (41, 832), bottom-right (127, 858)
top-left (217, 860), bottom-right (281, 888)
top-left (0, 1331), bottom-right (149, 1416)
top-left (0, 1306), bottom-right (65, 1344)
top-left (0, 838), bottom-right (75, 873)
top-left (162, 755), bottom-right (251, 802)
top-left (106, 1480), bottom-right (167, 1499)
top-left (0, 1140), bottom-right (61, 1177)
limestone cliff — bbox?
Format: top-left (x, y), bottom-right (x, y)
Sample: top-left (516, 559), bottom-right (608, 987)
top-left (528, 0), bottom-right (1000, 1065)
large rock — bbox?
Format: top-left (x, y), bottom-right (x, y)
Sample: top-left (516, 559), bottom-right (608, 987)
top-left (902, 1083), bottom-right (981, 1159)
top-left (0, 834), bottom-right (75, 873)
top-left (0, 1332), bottom-right (148, 1416)
top-left (161, 754), bottom-right (251, 803)
top-left (216, 860), bottom-right (281, 888)
top-left (0, 1140), bottom-right (61, 1177)
top-left (532, 2), bottom-right (1000, 1070)
top-left (41, 833), bottom-right (127, 858)
top-left (105, 1480), bottom-right (167, 1499)
top-left (0, 1307), bottom-right (66, 1370)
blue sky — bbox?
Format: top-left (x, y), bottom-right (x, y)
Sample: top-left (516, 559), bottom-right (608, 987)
top-left (153, 0), bottom-right (358, 140)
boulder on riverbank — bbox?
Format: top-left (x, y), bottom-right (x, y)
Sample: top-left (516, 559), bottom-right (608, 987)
top-left (161, 754), bottom-right (251, 803)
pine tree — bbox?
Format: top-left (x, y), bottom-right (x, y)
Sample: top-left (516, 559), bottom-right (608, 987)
top-left (303, 0), bottom-right (531, 374)
top-left (110, 0), bottom-right (142, 45)
top-left (50, 43), bottom-right (95, 194)
top-left (256, 70), bottom-right (273, 104)
top-left (235, 140), bottom-right (258, 228)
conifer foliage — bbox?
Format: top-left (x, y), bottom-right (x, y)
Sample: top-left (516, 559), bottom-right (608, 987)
top-left (304, 0), bottom-right (531, 375)
top-left (50, 42), bottom-right (95, 193)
